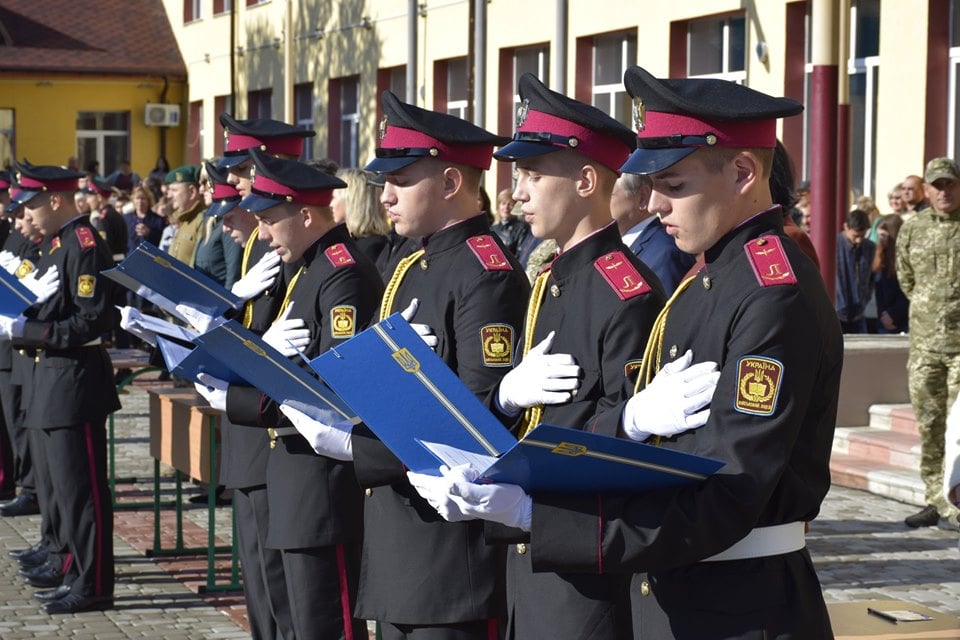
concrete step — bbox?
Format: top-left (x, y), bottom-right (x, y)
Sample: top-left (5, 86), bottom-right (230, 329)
top-left (833, 426), bottom-right (921, 470)
top-left (829, 450), bottom-right (925, 507)
top-left (868, 403), bottom-right (917, 435)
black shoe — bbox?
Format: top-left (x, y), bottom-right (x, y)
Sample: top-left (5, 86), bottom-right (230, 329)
top-left (42, 593), bottom-right (112, 614)
top-left (18, 561), bottom-right (53, 579)
top-left (905, 505), bottom-right (940, 528)
top-left (938, 516), bottom-right (960, 532)
top-left (8, 540), bottom-right (44, 560)
top-left (188, 487), bottom-right (231, 506)
top-left (0, 489), bottom-right (15, 501)
top-left (17, 545), bottom-right (49, 568)
top-left (22, 565), bottom-right (62, 589)
top-left (34, 585), bottom-right (71, 602)
top-left (0, 493), bottom-right (40, 517)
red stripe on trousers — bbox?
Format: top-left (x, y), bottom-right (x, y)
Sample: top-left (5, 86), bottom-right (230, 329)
top-left (84, 423), bottom-right (104, 595)
top-left (335, 544), bottom-right (354, 640)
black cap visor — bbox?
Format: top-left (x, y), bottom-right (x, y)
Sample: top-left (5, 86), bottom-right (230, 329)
top-left (620, 146), bottom-right (700, 175)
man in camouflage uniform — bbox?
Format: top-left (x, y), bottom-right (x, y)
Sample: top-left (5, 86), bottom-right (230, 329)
top-left (897, 157), bottom-right (960, 530)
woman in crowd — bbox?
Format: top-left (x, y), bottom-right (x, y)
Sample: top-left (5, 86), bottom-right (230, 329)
top-left (331, 168), bottom-right (391, 262)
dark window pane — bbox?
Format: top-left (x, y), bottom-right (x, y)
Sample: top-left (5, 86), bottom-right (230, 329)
top-left (855, 0), bottom-right (880, 58)
top-left (688, 19), bottom-right (723, 75)
top-left (728, 16), bottom-right (746, 72)
top-left (594, 35), bottom-right (623, 85)
top-left (447, 58), bottom-right (468, 101)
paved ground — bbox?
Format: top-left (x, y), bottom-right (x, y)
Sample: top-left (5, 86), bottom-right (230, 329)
top-left (0, 381), bottom-right (957, 638)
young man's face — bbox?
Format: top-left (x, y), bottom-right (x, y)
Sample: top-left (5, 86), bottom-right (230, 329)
top-left (842, 224), bottom-right (867, 247)
top-left (222, 208), bottom-right (258, 245)
top-left (647, 151), bottom-right (741, 255)
top-left (24, 194), bottom-right (59, 236)
top-left (926, 178), bottom-right (960, 215)
top-left (512, 153), bottom-right (582, 245)
top-left (255, 204), bottom-right (307, 263)
top-left (380, 160), bottom-right (450, 238)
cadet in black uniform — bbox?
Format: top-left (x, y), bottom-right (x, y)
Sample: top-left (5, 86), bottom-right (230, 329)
top-left (480, 73), bottom-right (667, 640)
top-left (412, 68), bottom-right (842, 640)
top-left (197, 150), bottom-right (381, 640)
top-left (0, 162), bottom-right (119, 614)
top-left (285, 92), bottom-right (530, 640)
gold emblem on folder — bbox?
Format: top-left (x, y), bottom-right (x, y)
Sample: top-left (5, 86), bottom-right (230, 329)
top-left (551, 442), bottom-right (587, 457)
top-left (392, 348), bottom-right (420, 373)
top-left (243, 339), bottom-right (267, 357)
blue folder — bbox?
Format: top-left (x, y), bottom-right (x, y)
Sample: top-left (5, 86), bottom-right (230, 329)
top-left (102, 242), bottom-right (242, 321)
top-left (155, 335), bottom-right (246, 386)
top-left (196, 320), bottom-right (358, 424)
top-left (308, 314), bottom-right (725, 493)
top-left (0, 268), bottom-right (37, 318)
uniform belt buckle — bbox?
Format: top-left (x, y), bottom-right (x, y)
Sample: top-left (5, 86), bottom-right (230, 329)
top-left (267, 427), bottom-right (278, 449)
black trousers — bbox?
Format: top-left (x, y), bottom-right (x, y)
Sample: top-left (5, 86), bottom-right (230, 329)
top-left (0, 369), bottom-right (25, 496)
top-left (379, 619), bottom-right (501, 640)
top-left (29, 420), bottom-right (114, 597)
top-left (234, 486), bottom-right (294, 640)
top-left (280, 543), bottom-right (366, 640)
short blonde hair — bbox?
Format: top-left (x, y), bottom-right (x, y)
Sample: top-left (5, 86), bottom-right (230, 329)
top-left (336, 168), bottom-right (390, 238)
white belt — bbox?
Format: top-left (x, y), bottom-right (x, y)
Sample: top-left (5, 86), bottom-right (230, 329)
top-left (83, 338), bottom-right (102, 347)
top-left (702, 522), bottom-right (805, 562)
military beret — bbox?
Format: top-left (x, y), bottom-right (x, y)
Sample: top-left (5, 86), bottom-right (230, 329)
top-left (203, 160), bottom-right (242, 218)
top-left (620, 65), bottom-right (803, 174)
top-left (218, 113), bottom-right (316, 169)
top-left (82, 176), bottom-right (114, 198)
top-left (240, 149), bottom-right (346, 213)
top-left (164, 164), bottom-right (201, 185)
top-left (9, 159), bottom-right (84, 208)
top-left (494, 73), bottom-right (637, 172)
top-left (924, 157), bottom-right (960, 184)
top-left (366, 91), bottom-right (510, 173)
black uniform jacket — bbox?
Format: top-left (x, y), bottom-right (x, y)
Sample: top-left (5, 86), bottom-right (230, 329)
top-left (351, 214), bottom-right (530, 625)
top-left (489, 223), bottom-right (666, 640)
top-left (218, 236), bottom-right (296, 490)
top-left (1, 229), bottom-right (37, 373)
top-left (228, 224), bottom-right (383, 549)
top-left (16, 216), bottom-right (120, 428)
top-left (529, 208), bottom-right (842, 639)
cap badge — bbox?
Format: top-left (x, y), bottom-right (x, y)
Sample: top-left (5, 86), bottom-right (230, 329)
top-left (632, 97), bottom-right (646, 133)
top-left (378, 116), bottom-right (388, 141)
top-left (250, 165), bottom-right (256, 181)
top-left (15, 171), bottom-right (21, 182)
top-left (516, 99), bottom-right (530, 129)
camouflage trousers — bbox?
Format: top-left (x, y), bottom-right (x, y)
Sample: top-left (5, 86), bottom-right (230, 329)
top-left (908, 347), bottom-right (960, 518)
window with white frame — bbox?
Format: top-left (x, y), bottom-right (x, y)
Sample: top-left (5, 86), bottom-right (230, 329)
top-left (76, 111), bottom-right (129, 177)
top-left (687, 13), bottom-right (746, 81)
top-left (592, 32), bottom-right (636, 125)
top-left (338, 76), bottom-right (360, 168)
top-left (295, 82), bottom-right (315, 160)
top-left (949, 0), bottom-right (960, 158)
top-left (848, 0), bottom-right (880, 199)
top-left (513, 45), bottom-right (550, 120)
top-left (446, 58), bottom-right (469, 120)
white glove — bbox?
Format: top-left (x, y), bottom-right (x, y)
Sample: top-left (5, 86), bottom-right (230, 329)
top-left (0, 251), bottom-right (19, 274)
top-left (0, 314), bottom-right (26, 340)
top-left (399, 298), bottom-right (438, 350)
top-left (231, 250), bottom-right (281, 301)
top-left (447, 471), bottom-right (532, 531)
top-left (497, 332), bottom-right (580, 416)
top-left (262, 302), bottom-right (310, 357)
top-left (119, 305), bottom-right (158, 346)
top-left (195, 372), bottom-right (228, 412)
top-left (623, 350), bottom-right (720, 442)
top-left (407, 464), bottom-right (480, 522)
top-left (278, 404), bottom-right (353, 461)
top-left (21, 265), bottom-right (60, 305)
top-left (174, 303), bottom-right (224, 334)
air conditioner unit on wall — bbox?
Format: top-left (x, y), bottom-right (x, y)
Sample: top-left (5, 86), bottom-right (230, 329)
top-left (144, 103), bottom-right (180, 127)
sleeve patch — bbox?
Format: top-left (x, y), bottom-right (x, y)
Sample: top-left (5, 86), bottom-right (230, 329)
top-left (14, 260), bottom-right (34, 279)
top-left (330, 305), bottom-right (356, 338)
top-left (594, 251), bottom-right (652, 300)
top-left (324, 243), bottom-right (356, 268)
top-left (466, 235), bottom-right (513, 271)
top-left (76, 226), bottom-right (97, 249)
top-left (734, 356), bottom-right (783, 416)
top-left (743, 236), bottom-right (797, 287)
top-left (77, 274), bottom-right (96, 298)
top-left (480, 323), bottom-right (513, 367)
top-left (623, 358), bottom-right (643, 382)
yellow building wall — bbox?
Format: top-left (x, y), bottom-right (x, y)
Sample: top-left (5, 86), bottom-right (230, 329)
top-left (0, 74), bottom-right (185, 175)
